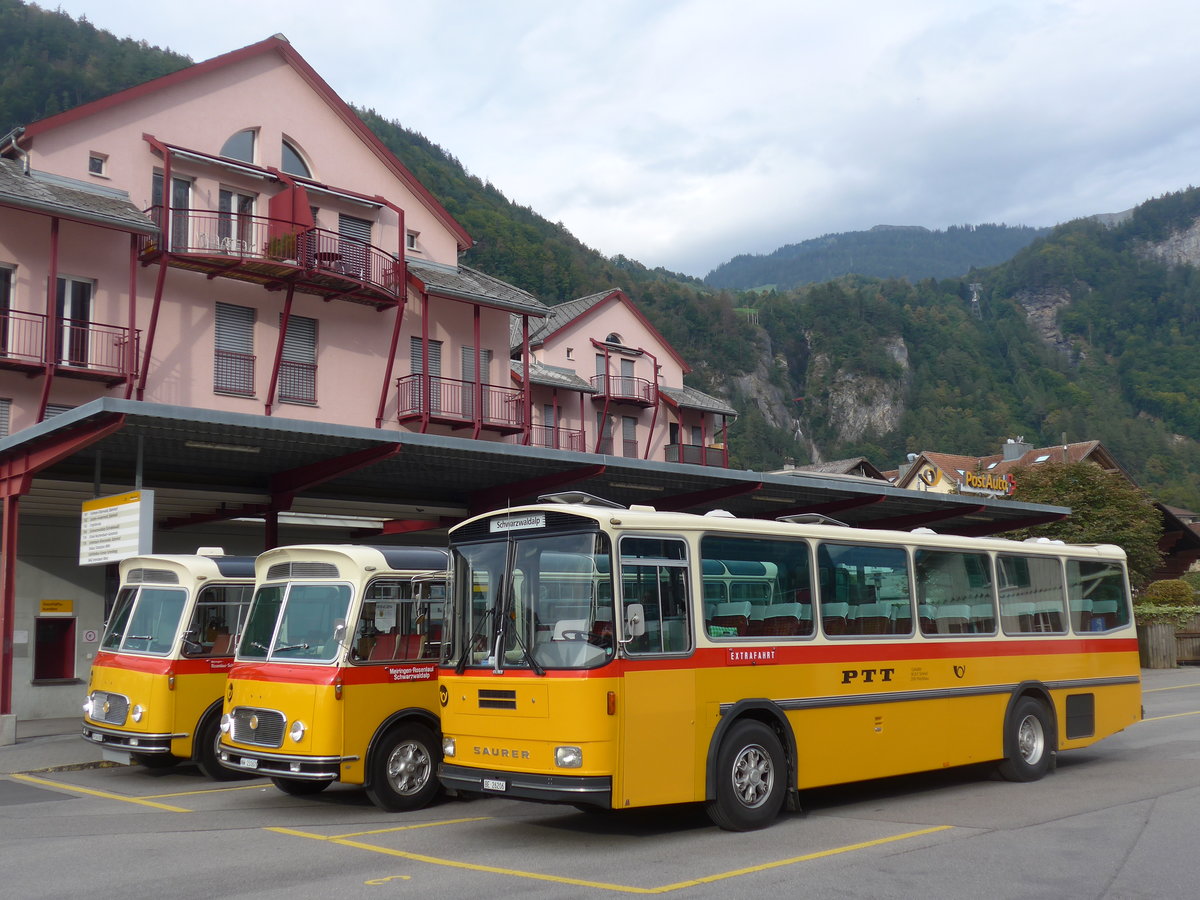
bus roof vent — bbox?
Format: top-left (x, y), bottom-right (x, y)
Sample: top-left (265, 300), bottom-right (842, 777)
top-left (537, 491), bottom-right (625, 509)
top-left (266, 561), bottom-right (340, 580)
top-left (126, 568), bottom-right (180, 585)
top-left (704, 509), bottom-right (736, 518)
top-left (911, 527), bottom-right (937, 535)
top-left (777, 512), bottom-right (851, 528)
top-left (629, 504), bottom-right (658, 513)
top-left (195, 547), bottom-right (226, 557)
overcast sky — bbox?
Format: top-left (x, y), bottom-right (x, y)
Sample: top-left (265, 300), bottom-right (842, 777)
top-left (46, 0), bottom-right (1200, 276)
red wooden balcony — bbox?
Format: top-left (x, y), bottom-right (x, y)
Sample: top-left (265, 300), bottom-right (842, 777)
top-left (0, 309), bottom-right (139, 384)
top-left (665, 443), bottom-right (729, 468)
top-left (590, 374), bottom-right (657, 407)
top-left (396, 374), bottom-right (524, 434)
top-left (139, 208), bottom-right (403, 309)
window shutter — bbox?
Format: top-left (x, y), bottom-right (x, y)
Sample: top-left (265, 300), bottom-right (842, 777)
top-left (215, 303), bottom-right (254, 354)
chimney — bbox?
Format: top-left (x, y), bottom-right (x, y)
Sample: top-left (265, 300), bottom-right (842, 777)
top-left (898, 452), bottom-right (918, 480)
top-left (1002, 437), bottom-right (1032, 462)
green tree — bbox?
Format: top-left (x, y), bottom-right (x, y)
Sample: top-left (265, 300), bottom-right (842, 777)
top-left (1004, 462), bottom-right (1163, 589)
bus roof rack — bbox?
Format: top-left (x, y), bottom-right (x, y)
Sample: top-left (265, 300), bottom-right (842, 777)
top-left (537, 491), bottom-right (626, 509)
top-left (776, 512), bottom-right (851, 527)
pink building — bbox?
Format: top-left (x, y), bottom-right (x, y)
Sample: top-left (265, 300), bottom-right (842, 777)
top-left (0, 35), bottom-right (734, 459)
top-left (0, 35), bottom-right (740, 726)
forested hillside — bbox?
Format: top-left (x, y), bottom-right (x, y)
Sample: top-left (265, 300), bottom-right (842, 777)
top-left (704, 223), bottom-right (1050, 291)
top-left (8, 1), bottom-right (1200, 510)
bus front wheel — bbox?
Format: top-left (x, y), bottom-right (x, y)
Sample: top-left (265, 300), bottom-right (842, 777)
top-left (196, 713), bottom-right (248, 781)
top-left (997, 697), bottom-right (1053, 782)
top-left (365, 723), bottom-right (441, 812)
top-left (706, 720), bottom-right (786, 831)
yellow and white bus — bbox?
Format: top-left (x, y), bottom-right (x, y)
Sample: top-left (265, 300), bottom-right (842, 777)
top-left (437, 493), bottom-right (1142, 831)
top-left (217, 544), bottom-right (449, 810)
top-left (82, 551), bottom-right (255, 777)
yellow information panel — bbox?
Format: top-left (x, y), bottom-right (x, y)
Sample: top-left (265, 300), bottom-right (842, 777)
top-left (39, 599), bottom-right (74, 615)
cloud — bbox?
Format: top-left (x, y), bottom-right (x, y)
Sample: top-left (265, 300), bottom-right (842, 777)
top-left (49, 0), bottom-right (1200, 276)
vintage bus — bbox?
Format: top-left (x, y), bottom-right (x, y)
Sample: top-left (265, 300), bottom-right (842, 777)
top-left (217, 545), bottom-right (449, 810)
top-left (82, 551), bottom-right (255, 777)
top-left (437, 494), bottom-right (1142, 831)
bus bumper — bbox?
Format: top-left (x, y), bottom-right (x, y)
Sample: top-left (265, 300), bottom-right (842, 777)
top-left (217, 741), bottom-right (354, 780)
top-left (439, 763), bottom-right (612, 808)
top-left (81, 723), bottom-right (182, 753)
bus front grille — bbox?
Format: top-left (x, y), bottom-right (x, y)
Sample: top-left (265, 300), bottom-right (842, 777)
top-left (91, 691), bottom-right (129, 725)
top-left (229, 707), bottom-right (287, 747)
top-left (478, 689), bottom-right (517, 710)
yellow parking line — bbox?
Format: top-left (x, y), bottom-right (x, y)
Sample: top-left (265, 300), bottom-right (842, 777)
top-left (269, 823), bottom-right (952, 894)
top-left (142, 783), bottom-right (268, 799)
top-left (10, 773), bottom-right (191, 812)
top-left (333, 817), bottom-right (492, 838)
top-left (1142, 710), bottom-right (1200, 722)
top-left (1144, 682), bottom-right (1200, 693)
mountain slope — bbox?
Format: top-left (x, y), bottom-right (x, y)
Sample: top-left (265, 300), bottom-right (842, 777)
top-left (705, 223), bottom-right (1051, 291)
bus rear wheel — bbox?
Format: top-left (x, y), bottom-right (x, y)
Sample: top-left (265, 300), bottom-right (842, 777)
top-left (271, 776), bottom-right (333, 796)
top-left (365, 723), bottom-right (440, 812)
top-left (997, 697), bottom-right (1053, 782)
top-left (706, 720), bottom-right (786, 831)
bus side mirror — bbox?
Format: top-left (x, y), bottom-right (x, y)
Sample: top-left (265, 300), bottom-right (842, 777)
top-left (333, 620), bottom-right (347, 644)
top-left (624, 603), bottom-right (646, 637)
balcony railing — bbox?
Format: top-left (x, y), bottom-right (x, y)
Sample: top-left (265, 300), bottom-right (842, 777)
top-left (396, 374), bottom-right (524, 432)
top-left (596, 437), bottom-right (640, 458)
top-left (213, 349), bottom-right (255, 396)
top-left (514, 424), bottom-right (588, 452)
top-left (0, 308), bottom-right (139, 381)
top-left (140, 207), bottom-right (403, 306)
top-left (590, 374), bottom-right (656, 406)
top-left (279, 360), bottom-right (317, 404)
top-left (665, 443), bottom-right (728, 467)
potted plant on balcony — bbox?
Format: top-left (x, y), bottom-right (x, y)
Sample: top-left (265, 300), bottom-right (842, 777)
top-left (266, 231), bottom-right (297, 262)
top-left (1134, 579), bottom-right (1197, 668)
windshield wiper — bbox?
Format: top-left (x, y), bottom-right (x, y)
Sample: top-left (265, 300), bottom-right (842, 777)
top-left (126, 635), bottom-right (154, 642)
top-left (250, 641), bottom-right (270, 653)
top-left (274, 642), bottom-right (311, 652)
top-left (455, 607), bottom-right (494, 674)
top-left (499, 612), bottom-right (544, 677)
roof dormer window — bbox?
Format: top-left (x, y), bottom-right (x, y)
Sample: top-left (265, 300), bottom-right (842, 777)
top-left (605, 332), bottom-right (623, 345)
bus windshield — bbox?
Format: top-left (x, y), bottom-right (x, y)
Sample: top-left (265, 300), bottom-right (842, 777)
top-left (238, 582), bottom-right (353, 663)
top-left (451, 531), bottom-right (613, 671)
top-left (100, 586), bottom-right (188, 655)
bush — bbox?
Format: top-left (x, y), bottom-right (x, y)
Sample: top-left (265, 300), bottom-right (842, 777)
top-left (1134, 579), bottom-right (1197, 628)
top-left (1141, 579), bottom-right (1197, 606)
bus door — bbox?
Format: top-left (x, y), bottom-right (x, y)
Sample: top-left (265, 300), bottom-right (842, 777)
top-left (343, 579), bottom-right (440, 751)
top-left (617, 536), bottom-right (696, 807)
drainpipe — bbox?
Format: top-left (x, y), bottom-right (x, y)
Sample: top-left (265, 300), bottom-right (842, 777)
top-left (1, 127), bottom-right (29, 175)
top-left (641, 348), bottom-right (659, 461)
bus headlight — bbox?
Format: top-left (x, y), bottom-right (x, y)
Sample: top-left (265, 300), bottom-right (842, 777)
top-left (289, 720), bottom-right (306, 743)
top-left (219, 713), bottom-right (231, 734)
top-left (131, 704), bottom-right (145, 723)
top-left (442, 737), bottom-right (456, 758)
top-left (82, 695), bottom-right (93, 716)
top-left (555, 746), bottom-right (583, 768)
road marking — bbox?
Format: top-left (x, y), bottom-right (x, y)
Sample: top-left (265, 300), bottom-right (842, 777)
top-left (141, 783), bottom-right (268, 799)
top-left (9, 773), bottom-right (192, 812)
top-left (269, 823), bottom-right (953, 894)
top-left (1144, 682), bottom-right (1200, 693)
top-left (333, 817), bottom-right (492, 838)
top-left (1142, 710), bottom-right (1200, 722)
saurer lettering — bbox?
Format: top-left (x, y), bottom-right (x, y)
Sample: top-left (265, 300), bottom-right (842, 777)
top-left (474, 746), bottom-right (531, 759)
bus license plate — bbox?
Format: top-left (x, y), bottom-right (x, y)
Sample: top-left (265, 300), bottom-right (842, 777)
top-left (240, 758), bottom-right (258, 769)
top-left (483, 778), bottom-right (506, 792)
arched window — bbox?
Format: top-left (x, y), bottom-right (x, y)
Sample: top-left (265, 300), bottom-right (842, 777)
top-left (605, 332), bottom-right (623, 345)
top-left (220, 129), bottom-right (256, 163)
top-left (281, 139), bottom-right (311, 178)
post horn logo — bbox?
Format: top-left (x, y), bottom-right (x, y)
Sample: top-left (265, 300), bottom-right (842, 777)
top-left (953, 665), bottom-right (966, 679)
top-left (439, 685), bottom-right (449, 707)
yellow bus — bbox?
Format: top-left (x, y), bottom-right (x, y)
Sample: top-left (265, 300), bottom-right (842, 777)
top-left (217, 544), bottom-right (449, 810)
top-left (82, 551), bottom-right (255, 777)
top-left (437, 493), bottom-right (1141, 831)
